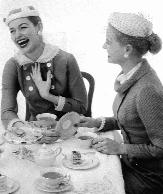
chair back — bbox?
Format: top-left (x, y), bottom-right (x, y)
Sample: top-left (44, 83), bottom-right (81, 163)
top-left (25, 71), bottom-right (95, 121)
top-left (25, 101), bottom-right (30, 121)
top-left (81, 71), bottom-right (95, 117)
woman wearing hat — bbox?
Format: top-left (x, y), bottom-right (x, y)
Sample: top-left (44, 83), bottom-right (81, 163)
top-left (76, 12), bottom-right (163, 193)
top-left (1, 6), bottom-right (87, 143)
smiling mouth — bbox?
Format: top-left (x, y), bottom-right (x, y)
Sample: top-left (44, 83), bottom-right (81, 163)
top-left (17, 38), bottom-right (29, 48)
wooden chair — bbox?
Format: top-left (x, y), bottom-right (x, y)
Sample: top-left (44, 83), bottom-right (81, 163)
top-left (25, 71), bottom-right (95, 121)
top-left (81, 71), bottom-right (95, 117)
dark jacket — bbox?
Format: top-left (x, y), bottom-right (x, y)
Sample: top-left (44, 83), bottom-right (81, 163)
top-left (1, 44), bottom-right (87, 129)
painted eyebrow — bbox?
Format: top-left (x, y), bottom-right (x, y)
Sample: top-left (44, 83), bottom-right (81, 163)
top-left (9, 23), bottom-right (29, 30)
top-left (19, 23), bottom-right (29, 27)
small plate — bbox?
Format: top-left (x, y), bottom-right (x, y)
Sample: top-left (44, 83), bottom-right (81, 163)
top-left (2, 131), bottom-right (42, 145)
top-left (34, 179), bottom-right (73, 193)
top-left (55, 112), bottom-right (80, 140)
top-left (62, 155), bottom-right (99, 170)
top-left (0, 177), bottom-right (20, 193)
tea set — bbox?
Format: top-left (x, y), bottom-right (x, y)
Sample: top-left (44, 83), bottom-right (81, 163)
top-left (0, 112), bottom-right (101, 193)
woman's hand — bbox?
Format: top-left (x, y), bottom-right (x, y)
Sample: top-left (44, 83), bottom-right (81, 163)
top-left (92, 137), bottom-right (123, 155)
top-left (30, 63), bottom-right (52, 99)
top-left (75, 116), bottom-right (101, 128)
top-left (38, 129), bottom-right (60, 144)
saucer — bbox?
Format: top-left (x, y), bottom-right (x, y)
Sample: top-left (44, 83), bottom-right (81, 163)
top-left (62, 155), bottom-right (100, 170)
top-left (0, 177), bottom-right (20, 193)
top-left (55, 112), bottom-right (80, 139)
top-left (3, 131), bottom-right (42, 145)
top-left (34, 178), bottom-right (73, 193)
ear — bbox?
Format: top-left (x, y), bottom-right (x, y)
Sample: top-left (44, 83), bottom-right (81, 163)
top-left (124, 44), bottom-right (133, 57)
top-left (37, 21), bottom-right (43, 34)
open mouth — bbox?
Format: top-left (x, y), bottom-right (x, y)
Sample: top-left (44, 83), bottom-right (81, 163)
top-left (17, 38), bottom-right (29, 48)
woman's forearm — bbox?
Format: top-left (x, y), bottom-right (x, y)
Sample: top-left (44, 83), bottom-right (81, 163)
top-left (122, 143), bottom-right (163, 159)
top-left (42, 93), bottom-right (59, 106)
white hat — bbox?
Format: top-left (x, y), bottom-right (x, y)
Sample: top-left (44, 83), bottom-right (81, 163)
top-left (109, 12), bottom-right (153, 37)
top-left (3, 5), bottom-right (39, 25)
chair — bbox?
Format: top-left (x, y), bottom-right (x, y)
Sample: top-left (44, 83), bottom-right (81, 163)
top-left (81, 71), bottom-right (95, 117)
top-left (25, 71), bottom-right (95, 121)
top-left (25, 101), bottom-right (30, 121)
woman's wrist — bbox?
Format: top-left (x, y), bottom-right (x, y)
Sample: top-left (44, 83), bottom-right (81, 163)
top-left (93, 117), bottom-right (106, 132)
top-left (42, 93), bottom-right (59, 105)
top-left (40, 90), bottom-right (50, 99)
top-left (119, 143), bottom-right (128, 155)
top-left (94, 118), bottom-right (101, 129)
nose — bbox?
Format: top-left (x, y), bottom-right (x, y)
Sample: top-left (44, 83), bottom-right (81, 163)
top-left (15, 29), bottom-right (22, 39)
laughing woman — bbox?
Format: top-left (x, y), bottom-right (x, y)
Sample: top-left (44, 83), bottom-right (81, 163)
top-left (76, 12), bottom-right (163, 194)
top-left (1, 6), bottom-right (87, 143)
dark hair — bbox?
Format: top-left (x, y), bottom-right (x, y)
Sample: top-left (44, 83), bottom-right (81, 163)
top-left (110, 24), bottom-right (162, 56)
top-left (27, 16), bottom-right (42, 26)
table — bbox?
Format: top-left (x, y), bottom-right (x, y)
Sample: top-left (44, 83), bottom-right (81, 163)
top-left (0, 128), bottom-right (125, 194)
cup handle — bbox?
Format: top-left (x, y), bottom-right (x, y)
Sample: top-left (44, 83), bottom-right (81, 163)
top-left (54, 147), bottom-right (62, 157)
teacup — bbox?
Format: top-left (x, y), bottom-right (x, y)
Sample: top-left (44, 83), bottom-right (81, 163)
top-left (0, 175), bottom-right (7, 191)
top-left (39, 171), bottom-right (70, 189)
top-left (77, 135), bottom-right (94, 149)
top-left (36, 113), bottom-right (57, 121)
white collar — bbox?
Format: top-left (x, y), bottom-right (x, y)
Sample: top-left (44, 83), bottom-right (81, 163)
top-left (117, 62), bottom-right (142, 84)
top-left (14, 43), bottom-right (60, 66)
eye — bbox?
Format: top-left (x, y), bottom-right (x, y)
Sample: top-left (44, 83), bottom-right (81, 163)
top-left (9, 29), bottom-right (15, 34)
top-left (21, 26), bottom-right (28, 29)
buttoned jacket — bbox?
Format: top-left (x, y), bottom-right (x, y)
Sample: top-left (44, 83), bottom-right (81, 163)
top-left (1, 44), bottom-right (87, 129)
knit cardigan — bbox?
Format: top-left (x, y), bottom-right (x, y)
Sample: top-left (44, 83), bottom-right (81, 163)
top-left (101, 59), bottom-right (163, 160)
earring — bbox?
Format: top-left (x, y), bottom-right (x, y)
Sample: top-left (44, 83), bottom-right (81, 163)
top-left (38, 31), bottom-right (42, 36)
top-left (124, 53), bottom-right (128, 58)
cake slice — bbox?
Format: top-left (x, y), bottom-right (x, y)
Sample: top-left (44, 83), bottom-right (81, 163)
top-left (71, 151), bottom-right (82, 165)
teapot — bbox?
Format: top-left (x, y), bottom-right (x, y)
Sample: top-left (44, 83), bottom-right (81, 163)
top-left (35, 144), bottom-right (62, 167)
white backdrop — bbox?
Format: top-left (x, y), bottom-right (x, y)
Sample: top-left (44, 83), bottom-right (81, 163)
top-left (0, 0), bottom-right (163, 120)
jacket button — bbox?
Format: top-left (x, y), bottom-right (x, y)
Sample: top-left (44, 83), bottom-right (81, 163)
top-left (29, 86), bottom-right (33, 91)
top-left (26, 76), bottom-right (31, 80)
top-left (47, 62), bottom-right (51, 67)
top-left (51, 85), bottom-right (55, 89)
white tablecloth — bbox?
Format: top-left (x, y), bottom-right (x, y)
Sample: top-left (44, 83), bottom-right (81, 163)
top-left (0, 129), bottom-right (125, 194)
